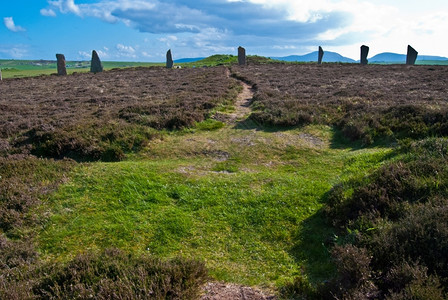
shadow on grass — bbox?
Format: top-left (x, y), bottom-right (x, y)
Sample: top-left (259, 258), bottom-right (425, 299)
top-left (233, 117), bottom-right (309, 133)
top-left (330, 127), bottom-right (399, 151)
top-left (289, 207), bottom-right (336, 283)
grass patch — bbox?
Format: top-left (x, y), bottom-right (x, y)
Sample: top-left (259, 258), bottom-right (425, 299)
top-left (194, 119), bottom-right (226, 131)
top-left (36, 126), bottom-right (393, 287)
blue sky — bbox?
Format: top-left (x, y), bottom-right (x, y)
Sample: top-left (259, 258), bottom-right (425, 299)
top-left (1, 0), bottom-right (448, 61)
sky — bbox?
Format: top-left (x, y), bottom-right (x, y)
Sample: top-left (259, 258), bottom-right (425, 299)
top-left (1, 0), bottom-right (447, 62)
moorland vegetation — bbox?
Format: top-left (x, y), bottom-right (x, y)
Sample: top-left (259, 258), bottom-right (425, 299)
top-left (0, 57), bottom-right (447, 299)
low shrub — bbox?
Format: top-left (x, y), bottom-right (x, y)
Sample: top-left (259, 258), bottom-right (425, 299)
top-left (325, 140), bottom-right (448, 228)
top-left (367, 198), bottom-right (448, 280)
top-left (19, 122), bottom-right (158, 162)
top-left (33, 249), bottom-right (208, 300)
top-left (0, 157), bottom-right (73, 235)
top-left (382, 262), bottom-right (445, 300)
top-left (320, 245), bottom-right (378, 299)
top-left (320, 138), bottom-right (448, 298)
top-left (280, 275), bottom-right (318, 300)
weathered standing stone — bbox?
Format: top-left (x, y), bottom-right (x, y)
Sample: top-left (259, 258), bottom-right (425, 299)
top-left (166, 49), bottom-right (173, 69)
top-left (90, 50), bottom-right (103, 73)
top-left (406, 45), bottom-right (418, 65)
top-left (318, 46), bottom-right (324, 64)
top-left (238, 46), bottom-right (246, 66)
top-left (0, 69), bottom-right (2, 81)
top-left (56, 54), bottom-right (67, 76)
top-left (360, 45), bottom-right (369, 65)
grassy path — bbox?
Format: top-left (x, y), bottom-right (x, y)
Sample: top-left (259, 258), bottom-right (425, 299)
top-left (36, 78), bottom-right (394, 289)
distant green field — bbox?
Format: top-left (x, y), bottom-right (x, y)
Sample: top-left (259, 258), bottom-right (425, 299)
top-left (2, 56), bottom-right (446, 79)
top-left (0, 55), bottom-right (281, 79)
top-left (0, 59), bottom-right (163, 78)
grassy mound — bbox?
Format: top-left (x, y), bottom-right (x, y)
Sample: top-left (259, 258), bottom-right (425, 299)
top-left (282, 138), bottom-right (448, 299)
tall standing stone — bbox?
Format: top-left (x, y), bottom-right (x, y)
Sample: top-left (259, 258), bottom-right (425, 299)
top-left (90, 50), bottom-right (103, 73)
top-left (318, 46), bottom-right (324, 64)
top-left (56, 54), bottom-right (67, 76)
top-left (238, 46), bottom-right (246, 66)
top-left (166, 49), bottom-right (173, 69)
top-left (406, 45), bottom-right (418, 65)
top-left (360, 45), bottom-right (369, 65)
top-left (0, 69), bottom-right (2, 81)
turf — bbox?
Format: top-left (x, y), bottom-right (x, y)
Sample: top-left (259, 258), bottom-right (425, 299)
top-left (37, 125), bottom-right (393, 287)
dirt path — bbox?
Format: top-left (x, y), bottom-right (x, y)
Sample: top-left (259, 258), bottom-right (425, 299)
top-left (231, 81), bottom-right (253, 122)
top-left (201, 282), bottom-right (276, 300)
top-left (213, 69), bottom-right (255, 125)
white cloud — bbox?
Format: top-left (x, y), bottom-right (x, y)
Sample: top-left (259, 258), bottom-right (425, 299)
top-left (0, 45), bottom-right (28, 58)
top-left (40, 8), bottom-right (57, 17)
top-left (40, 0), bottom-right (448, 59)
top-left (78, 49), bottom-right (109, 60)
top-left (116, 44), bottom-right (137, 58)
top-left (48, 0), bottom-right (81, 16)
top-left (273, 45), bottom-right (297, 50)
top-left (3, 17), bottom-right (26, 32)
top-left (78, 51), bottom-right (91, 59)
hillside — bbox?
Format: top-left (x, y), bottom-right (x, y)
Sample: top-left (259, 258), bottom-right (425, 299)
top-left (273, 51), bottom-right (356, 63)
top-left (370, 52), bottom-right (448, 64)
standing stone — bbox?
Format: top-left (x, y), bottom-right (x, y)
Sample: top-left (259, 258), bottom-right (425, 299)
top-left (360, 45), bottom-right (369, 65)
top-left (166, 49), bottom-right (173, 69)
top-left (318, 46), bottom-right (324, 64)
top-left (90, 50), bottom-right (103, 73)
top-left (238, 46), bottom-right (246, 66)
top-left (0, 69), bottom-right (2, 81)
top-left (56, 54), bottom-right (67, 76)
top-left (406, 45), bottom-right (418, 65)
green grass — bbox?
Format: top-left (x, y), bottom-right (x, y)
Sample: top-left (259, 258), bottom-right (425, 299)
top-left (0, 55), bottom-right (282, 79)
top-left (0, 59), bottom-right (162, 78)
top-left (36, 124), bottom-right (394, 287)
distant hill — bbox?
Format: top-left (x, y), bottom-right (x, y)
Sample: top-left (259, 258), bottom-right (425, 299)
top-left (369, 52), bottom-right (448, 63)
top-left (174, 57), bottom-right (205, 63)
top-left (369, 52), bottom-right (405, 63)
top-left (273, 51), bottom-right (356, 63)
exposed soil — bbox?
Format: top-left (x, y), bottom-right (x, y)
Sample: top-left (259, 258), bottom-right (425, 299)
top-left (228, 81), bottom-right (254, 123)
top-left (213, 69), bottom-right (255, 125)
top-left (201, 282), bottom-right (276, 300)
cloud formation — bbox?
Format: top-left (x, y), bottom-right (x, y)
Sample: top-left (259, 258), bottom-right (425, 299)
top-left (48, 0), bottom-right (81, 15)
top-left (0, 44), bottom-right (28, 58)
top-left (40, 8), bottom-right (57, 17)
top-left (3, 17), bottom-right (26, 32)
top-left (40, 0), bottom-right (448, 59)
top-left (44, 0), bottom-right (349, 39)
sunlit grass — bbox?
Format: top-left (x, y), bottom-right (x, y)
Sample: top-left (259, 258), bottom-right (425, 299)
top-left (37, 125), bottom-right (394, 287)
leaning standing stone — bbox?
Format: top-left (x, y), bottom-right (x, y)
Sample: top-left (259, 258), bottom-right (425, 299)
top-left (166, 49), bottom-right (174, 69)
top-left (238, 46), bottom-right (246, 66)
top-left (90, 50), bottom-right (103, 73)
top-left (406, 45), bottom-right (418, 65)
top-left (360, 45), bottom-right (369, 65)
top-left (56, 54), bottom-right (67, 76)
top-left (318, 46), bottom-right (324, 64)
